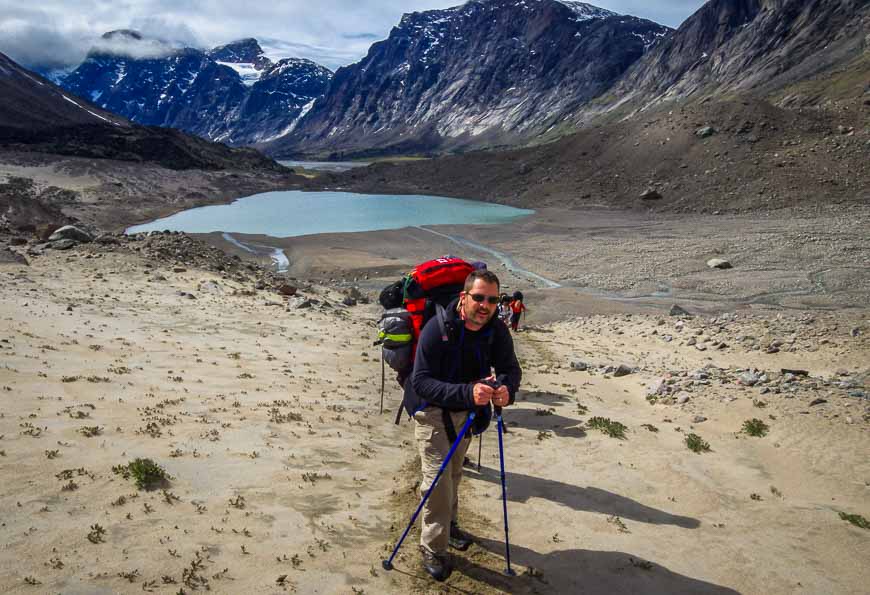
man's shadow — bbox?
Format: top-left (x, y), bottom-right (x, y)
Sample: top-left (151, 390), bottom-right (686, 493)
top-left (502, 408), bottom-right (587, 439)
top-left (451, 536), bottom-right (740, 594)
top-left (470, 466), bottom-right (698, 528)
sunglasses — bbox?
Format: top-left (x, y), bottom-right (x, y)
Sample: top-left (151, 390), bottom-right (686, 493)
top-left (467, 293), bottom-right (500, 304)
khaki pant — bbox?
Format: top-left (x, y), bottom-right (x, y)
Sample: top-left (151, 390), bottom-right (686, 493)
top-left (414, 407), bottom-right (472, 555)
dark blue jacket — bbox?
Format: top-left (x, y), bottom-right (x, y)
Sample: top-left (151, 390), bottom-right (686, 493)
top-left (402, 298), bottom-right (522, 431)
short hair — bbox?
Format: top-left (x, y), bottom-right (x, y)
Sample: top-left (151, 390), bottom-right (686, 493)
top-left (464, 269), bottom-right (500, 292)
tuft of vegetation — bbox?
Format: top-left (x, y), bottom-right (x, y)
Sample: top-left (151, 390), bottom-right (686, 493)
top-left (839, 512), bottom-right (870, 530)
top-left (587, 417), bottom-right (627, 439)
top-left (742, 418), bottom-right (769, 437)
top-left (87, 523), bottom-right (106, 544)
top-left (113, 458), bottom-right (168, 490)
top-left (685, 433), bottom-right (711, 453)
top-left (640, 423), bottom-right (659, 433)
top-left (78, 426), bottom-right (103, 438)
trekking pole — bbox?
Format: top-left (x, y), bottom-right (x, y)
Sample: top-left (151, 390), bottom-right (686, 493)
top-left (382, 411), bottom-right (476, 571)
top-left (495, 406), bottom-right (516, 576)
top-left (379, 351), bottom-right (385, 415)
top-left (477, 433), bottom-right (483, 472)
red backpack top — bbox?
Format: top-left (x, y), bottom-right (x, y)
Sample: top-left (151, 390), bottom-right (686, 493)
top-left (403, 256), bottom-right (473, 341)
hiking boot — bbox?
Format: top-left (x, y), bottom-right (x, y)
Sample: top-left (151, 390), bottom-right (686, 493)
top-left (420, 546), bottom-right (451, 581)
top-left (449, 522), bottom-right (473, 551)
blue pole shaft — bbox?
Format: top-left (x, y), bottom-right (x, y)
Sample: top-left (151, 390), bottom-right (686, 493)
top-left (383, 411), bottom-right (476, 570)
top-left (496, 409), bottom-right (515, 575)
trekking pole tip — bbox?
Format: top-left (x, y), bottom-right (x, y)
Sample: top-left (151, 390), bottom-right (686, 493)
top-left (504, 567), bottom-right (516, 577)
top-left (382, 559), bottom-right (394, 571)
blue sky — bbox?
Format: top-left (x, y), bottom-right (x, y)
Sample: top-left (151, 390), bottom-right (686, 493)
top-left (0, 0), bottom-right (707, 71)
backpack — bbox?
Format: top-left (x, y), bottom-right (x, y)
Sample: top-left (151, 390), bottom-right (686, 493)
top-left (375, 256), bottom-right (474, 411)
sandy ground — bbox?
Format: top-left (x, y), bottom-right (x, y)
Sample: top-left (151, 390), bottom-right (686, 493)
top-left (1, 237), bottom-right (868, 594)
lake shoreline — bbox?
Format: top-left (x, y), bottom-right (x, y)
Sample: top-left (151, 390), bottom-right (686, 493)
top-left (195, 203), bottom-right (870, 322)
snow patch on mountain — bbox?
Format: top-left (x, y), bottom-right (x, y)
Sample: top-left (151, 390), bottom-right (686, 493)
top-left (216, 61), bottom-right (262, 85)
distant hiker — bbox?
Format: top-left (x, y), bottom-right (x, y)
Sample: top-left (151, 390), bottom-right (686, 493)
top-left (498, 293), bottom-right (511, 325)
top-left (401, 269), bottom-right (521, 581)
top-left (509, 291), bottom-right (527, 332)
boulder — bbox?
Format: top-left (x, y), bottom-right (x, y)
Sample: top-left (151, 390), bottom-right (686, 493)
top-left (341, 296), bottom-right (357, 307)
top-left (738, 371), bottom-right (760, 386)
top-left (706, 258), bottom-right (732, 269)
top-left (695, 126), bottom-right (716, 138)
top-left (570, 360), bottom-right (589, 371)
top-left (669, 304), bottom-right (691, 317)
top-left (48, 225), bottom-right (92, 243)
top-left (49, 239), bottom-right (77, 250)
top-left (613, 364), bottom-right (634, 377)
top-left (676, 392), bottom-right (691, 404)
top-left (639, 188), bottom-right (662, 201)
top-left (278, 284), bottom-right (298, 297)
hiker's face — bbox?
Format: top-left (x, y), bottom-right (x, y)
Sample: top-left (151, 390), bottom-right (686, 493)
top-left (461, 279), bottom-right (499, 329)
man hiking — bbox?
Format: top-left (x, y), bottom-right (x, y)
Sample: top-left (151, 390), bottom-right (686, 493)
top-left (509, 291), bottom-right (527, 332)
top-left (401, 269), bottom-right (522, 581)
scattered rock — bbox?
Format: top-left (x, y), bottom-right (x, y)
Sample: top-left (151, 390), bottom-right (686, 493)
top-left (341, 296), bottom-right (357, 307)
top-left (706, 258), bottom-right (732, 270)
top-left (695, 126), bottom-right (716, 138)
top-left (669, 304), bottom-right (691, 317)
top-left (8, 237), bottom-right (27, 246)
top-left (49, 239), bottom-right (77, 250)
top-left (570, 360), bottom-right (589, 371)
top-left (287, 297), bottom-right (313, 309)
top-left (695, 342), bottom-right (707, 351)
top-left (176, 291), bottom-right (196, 300)
top-left (172, 267), bottom-right (187, 273)
top-left (738, 371), bottom-right (760, 386)
top-left (676, 392), bottom-right (691, 404)
top-left (808, 398), bottom-right (827, 406)
top-left (613, 364), bottom-right (634, 377)
top-left (692, 415), bottom-right (708, 423)
top-left (639, 188), bottom-right (662, 201)
top-left (277, 284), bottom-right (298, 297)
top-left (48, 225), bottom-right (92, 243)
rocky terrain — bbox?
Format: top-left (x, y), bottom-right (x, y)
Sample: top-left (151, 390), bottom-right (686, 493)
top-left (0, 230), bottom-right (867, 594)
top-left (310, 96), bottom-right (869, 213)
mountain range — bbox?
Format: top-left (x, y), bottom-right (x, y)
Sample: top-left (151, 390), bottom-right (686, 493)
top-left (61, 32), bottom-right (332, 146)
top-left (7, 0), bottom-right (870, 160)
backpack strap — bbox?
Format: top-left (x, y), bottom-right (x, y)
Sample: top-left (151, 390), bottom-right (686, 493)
top-left (435, 303), bottom-right (450, 343)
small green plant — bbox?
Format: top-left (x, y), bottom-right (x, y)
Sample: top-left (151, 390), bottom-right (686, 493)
top-left (640, 423), bottom-right (659, 433)
top-left (839, 512), bottom-right (870, 530)
top-left (87, 523), bottom-right (106, 543)
top-left (770, 486), bottom-right (783, 498)
top-left (78, 426), bottom-right (102, 437)
top-left (113, 458), bottom-right (168, 490)
top-left (685, 433), bottom-right (711, 453)
top-left (742, 418), bottom-right (769, 437)
top-left (750, 493), bottom-right (762, 501)
top-left (587, 417), bottom-right (627, 439)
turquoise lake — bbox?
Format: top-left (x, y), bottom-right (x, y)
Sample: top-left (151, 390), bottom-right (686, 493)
top-left (125, 190), bottom-right (534, 237)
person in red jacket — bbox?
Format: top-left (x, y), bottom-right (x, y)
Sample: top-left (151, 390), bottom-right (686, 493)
top-left (509, 291), bottom-right (526, 332)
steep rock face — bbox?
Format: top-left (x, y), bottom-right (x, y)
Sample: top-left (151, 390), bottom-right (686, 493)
top-left (0, 51), bottom-right (127, 131)
top-left (61, 33), bottom-right (332, 145)
top-left (267, 0), bottom-right (669, 157)
top-left (237, 59), bottom-right (333, 143)
top-left (0, 52), bottom-right (284, 172)
top-left (207, 38), bottom-right (273, 85)
top-left (608, 0), bottom-right (870, 110)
